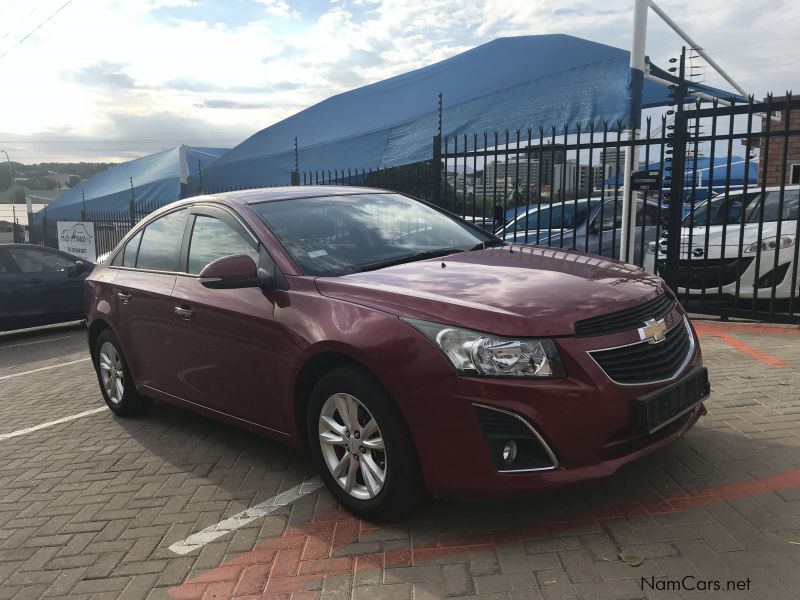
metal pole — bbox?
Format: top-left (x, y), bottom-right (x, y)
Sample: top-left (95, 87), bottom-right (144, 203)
top-left (1, 150), bottom-right (14, 190)
top-left (664, 47), bottom-right (688, 294)
top-left (619, 0), bottom-right (648, 262)
top-left (649, 0), bottom-right (747, 98)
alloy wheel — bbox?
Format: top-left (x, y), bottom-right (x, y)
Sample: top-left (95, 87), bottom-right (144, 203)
top-left (318, 393), bottom-right (387, 500)
top-left (98, 341), bottom-right (124, 404)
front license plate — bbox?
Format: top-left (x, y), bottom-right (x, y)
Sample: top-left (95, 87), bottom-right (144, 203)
top-left (636, 366), bottom-right (710, 434)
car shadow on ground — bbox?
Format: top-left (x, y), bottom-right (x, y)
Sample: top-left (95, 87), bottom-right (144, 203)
top-left (114, 398), bottom-right (800, 537)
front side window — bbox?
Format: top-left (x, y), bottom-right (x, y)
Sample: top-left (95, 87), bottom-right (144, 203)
top-left (187, 215), bottom-right (259, 275)
top-left (253, 193), bottom-right (495, 276)
top-left (685, 192), bottom-right (759, 227)
top-left (8, 248), bottom-right (76, 273)
top-left (746, 189), bottom-right (800, 223)
top-left (503, 201), bottom-right (596, 235)
top-left (136, 209), bottom-right (187, 271)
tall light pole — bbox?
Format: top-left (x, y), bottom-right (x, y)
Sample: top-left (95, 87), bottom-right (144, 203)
top-left (1, 150), bottom-right (13, 191)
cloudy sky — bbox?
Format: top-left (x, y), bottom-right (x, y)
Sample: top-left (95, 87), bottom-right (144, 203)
top-left (0, 0), bottom-right (798, 164)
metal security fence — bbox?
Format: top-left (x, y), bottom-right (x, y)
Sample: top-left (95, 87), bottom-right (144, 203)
top-left (660, 95), bottom-right (800, 323)
top-left (30, 198), bottom-right (174, 260)
top-left (300, 121), bottom-right (672, 269)
top-left (296, 95), bottom-right (799, 323)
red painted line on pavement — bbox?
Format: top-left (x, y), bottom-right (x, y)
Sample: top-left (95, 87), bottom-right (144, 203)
top-left (170, 467), bottom-right (800, 598)
top-left (692, 321), bottom-right (800, 336)
top-left (707, 330), bottom-right (789, 368)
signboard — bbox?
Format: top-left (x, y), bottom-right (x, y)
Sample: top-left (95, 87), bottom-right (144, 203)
top-left (630, 170), bottom-right (661, 192)
top-left (57, 221), bottom-right (97, 263)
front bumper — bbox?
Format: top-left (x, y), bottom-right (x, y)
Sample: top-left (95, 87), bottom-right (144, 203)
top-left (654, 250), bottom-right (796, 300)
top-left (401, 317), bottom-right (706, 498)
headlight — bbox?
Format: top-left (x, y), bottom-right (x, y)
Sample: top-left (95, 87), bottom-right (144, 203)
top-left (647, 241), bottom-right (657, 255)
top-left (404, 319), bottom-right (565, 377)
top-left (744, 235), bottom-right (795, 254)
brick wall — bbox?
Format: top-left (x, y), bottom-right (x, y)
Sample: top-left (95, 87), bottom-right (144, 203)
top-left (758, 96), bottom-right (800, 186)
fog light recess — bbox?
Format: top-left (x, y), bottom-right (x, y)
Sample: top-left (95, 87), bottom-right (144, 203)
top-left (502, 440), bottom-right (518, 465)
top-left (473, 404), bottom-right (558, 472)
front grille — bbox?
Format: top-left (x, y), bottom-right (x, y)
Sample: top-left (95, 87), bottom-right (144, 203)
top-left (589, 318), bottom-right (693, 384)
top-left (574, 293), bottom-right (675, 337)
top-left (656, 257), bottom-right (754, 289)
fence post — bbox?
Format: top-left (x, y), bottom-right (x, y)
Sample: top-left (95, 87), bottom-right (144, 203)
top-left (431, 136), bottom-right (442, 206)
top-left (663, 46), bottom-right (688, 294)
top-left (430, 93), bottom-right (443, 205)
top-left (129, 177), bottom-right (136, 227)
top-left (197, 159), bottom-right (203, 195)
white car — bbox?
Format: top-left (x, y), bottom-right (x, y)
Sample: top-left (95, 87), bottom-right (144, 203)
top-left (651, 186), bottom-right (799, 300)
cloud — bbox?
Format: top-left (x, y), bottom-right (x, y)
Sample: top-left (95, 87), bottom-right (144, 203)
top-left (194, 99), bottom-right (273, 109)
top-left (65, 62), bottom-right (137, 89)
top-left (1, 0), bottom-right (799, 164)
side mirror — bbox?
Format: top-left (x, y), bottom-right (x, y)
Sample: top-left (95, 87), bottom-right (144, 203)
top-left (68, 260), bottom-right (88, 277)
top-left (199, 254), bottom-right (270, 289)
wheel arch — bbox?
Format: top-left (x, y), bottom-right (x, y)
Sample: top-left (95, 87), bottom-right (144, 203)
top-left (293, 350), bottom-right (380, 451)
top-left (87, 318), bottom-right (113, 359)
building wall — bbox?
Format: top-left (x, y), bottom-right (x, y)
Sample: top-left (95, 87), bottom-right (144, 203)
top-left (758, 96), bottom-right (800, 186)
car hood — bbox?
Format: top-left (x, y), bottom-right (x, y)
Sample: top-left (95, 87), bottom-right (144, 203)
top-left (315, 246), bottom-right (670, 337)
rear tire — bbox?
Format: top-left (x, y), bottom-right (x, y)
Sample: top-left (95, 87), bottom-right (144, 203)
top-left (307, 366), bottom-right (426, 521)
top-left (93, 329), bottom-right (151, 417)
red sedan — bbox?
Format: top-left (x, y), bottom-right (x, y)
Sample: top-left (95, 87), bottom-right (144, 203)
top-left (85, 187), bottom-right (708, 519)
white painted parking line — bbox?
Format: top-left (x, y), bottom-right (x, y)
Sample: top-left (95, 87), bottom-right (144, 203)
top-left (0, 407), bottom-right (106, 442)
top-left (168, 479), bottom-right (324, 555)
top-left (0, 334), bottom-right (81, 350)
top-left (0, 357), bottom-right (90, 381)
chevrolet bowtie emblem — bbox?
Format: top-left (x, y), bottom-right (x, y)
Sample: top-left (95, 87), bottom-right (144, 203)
top-left (638, 318), bottom-right (668, 344)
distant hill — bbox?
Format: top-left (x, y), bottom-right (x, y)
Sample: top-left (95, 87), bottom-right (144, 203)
top-left (0, 161), bottom-right (114, 194)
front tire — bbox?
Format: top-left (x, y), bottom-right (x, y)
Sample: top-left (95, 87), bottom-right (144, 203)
top-left (93, 329), bottom-right (151, 417)
top-left (308, 366), bottom-right (425, 520)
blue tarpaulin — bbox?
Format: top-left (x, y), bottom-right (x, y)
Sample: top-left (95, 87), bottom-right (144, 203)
top-left (202, 34), bottom-right (742, 190)
top-left (37, 146), bottom-right (228, 221)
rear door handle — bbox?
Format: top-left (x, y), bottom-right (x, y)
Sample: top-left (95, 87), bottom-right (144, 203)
top-left (117, 291), bottom-right (132, 304)
top-left (174, 306), bottom-right (194, 320)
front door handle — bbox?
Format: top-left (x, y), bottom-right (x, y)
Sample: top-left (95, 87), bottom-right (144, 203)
top-left (117, 291), bottom-right (132, 304)
top-left (174, 306), bottom-right (194, 320)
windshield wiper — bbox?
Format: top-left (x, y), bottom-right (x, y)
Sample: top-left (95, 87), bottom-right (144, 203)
top-left (354, 248), bottom-right (466, 273)
top-left (468, 240), bottom-right (505, 251)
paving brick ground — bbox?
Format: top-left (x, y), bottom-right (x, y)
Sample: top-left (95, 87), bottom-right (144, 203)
top-left (0, 319), bottom-right (798, 600)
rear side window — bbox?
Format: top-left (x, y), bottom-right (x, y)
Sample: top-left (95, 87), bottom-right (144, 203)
top-left (122, 231), bottom-right (143, 267)
top-left (187, 215), bottom-right (259, 275)
top-left (136, 209), bottom-right (187, 271)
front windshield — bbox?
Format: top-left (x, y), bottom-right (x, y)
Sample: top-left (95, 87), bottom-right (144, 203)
top-left (745, 189), bottom-right (800, 223)
top-left (501, 200), bottom-right (597, 235)
top-left (252, 193), bottom-right (496, 276)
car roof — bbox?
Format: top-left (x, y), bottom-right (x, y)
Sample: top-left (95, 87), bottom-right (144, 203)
top-left (719, 184), bottom-right (800, 197)
top-left (202, 186), bottom-right (395, 206)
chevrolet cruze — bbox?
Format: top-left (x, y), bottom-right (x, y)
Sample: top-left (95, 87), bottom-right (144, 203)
top-left (85, 187), bottom-right (709, 519)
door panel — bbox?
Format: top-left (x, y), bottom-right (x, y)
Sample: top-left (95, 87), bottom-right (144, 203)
top-left (6, 247), bottom-right (83, 323)
top-left (113, 270), bottom-right (179, 395)
top-left (171, 277), bottom-right (283, 429)
top-left (110, 208), bottom-right (187, 396)
top-left (170, 208), bottom-right (284, 430)
top-left (0, 250), bottom-right (28, 330)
